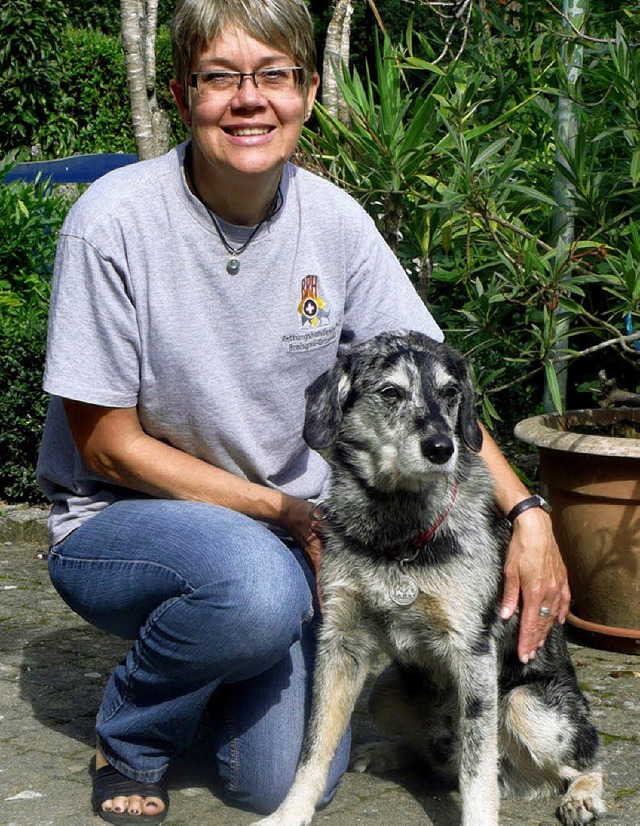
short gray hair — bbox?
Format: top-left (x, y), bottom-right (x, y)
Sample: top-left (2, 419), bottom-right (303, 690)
top-left (171, 0), bottom-right (317, 89)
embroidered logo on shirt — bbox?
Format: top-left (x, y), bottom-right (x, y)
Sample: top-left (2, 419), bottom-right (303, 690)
top-left (282, 275), bottom-right (338, 353)
top-left (297, 275), bottom-right (330, 327)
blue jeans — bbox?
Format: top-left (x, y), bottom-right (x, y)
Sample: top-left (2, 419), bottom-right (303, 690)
top-left (48, 498), bottom-right (350, 814)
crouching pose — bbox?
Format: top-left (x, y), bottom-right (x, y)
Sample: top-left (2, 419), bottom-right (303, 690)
top-left (37, 0), bottom-right (570, 821)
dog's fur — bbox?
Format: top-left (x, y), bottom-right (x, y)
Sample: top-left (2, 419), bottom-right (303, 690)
top-left (254, 331), bottom-right (605, 826)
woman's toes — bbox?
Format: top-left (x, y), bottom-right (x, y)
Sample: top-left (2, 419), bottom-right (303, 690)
top-left (110, 794), bottom-right (131, 813)
top-left (127, 793), bottom-right (145, 815)
top-left (143, 796), bottom-right (165, 815)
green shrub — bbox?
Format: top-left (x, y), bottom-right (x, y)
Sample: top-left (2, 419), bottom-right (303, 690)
top-left (64, 0), bottom-right (175, 36)
top-left (55, 26), bottom-right (136, 155)
top-left (0, 0), bottom-right (74, 156)
top-left (0, 154), bottom-right (69, 316)
top-left (302, 23), bottom-right (640, 428)
top-left (2, 16), bottom-right (184, 160)
top-left (0, 154), bottom-right (70, 503)
top-left (0, 314), bottom-right (49, 504)
top-left (28, 24), bottom-right (184, 158)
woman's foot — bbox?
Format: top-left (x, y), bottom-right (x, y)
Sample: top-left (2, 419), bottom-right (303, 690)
top-left (93, 749), bottom-right (168, 822)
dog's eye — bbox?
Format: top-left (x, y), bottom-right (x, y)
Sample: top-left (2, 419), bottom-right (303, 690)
top-left (442, 384), bottom-right (459, 401)
top-left (378, 385), bottom-right (403, 402)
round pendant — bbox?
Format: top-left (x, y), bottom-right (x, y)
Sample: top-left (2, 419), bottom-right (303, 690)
top-left (227, 257), bottom-right (240, 275)
top-left (389, 575), bottom-right (419, 606)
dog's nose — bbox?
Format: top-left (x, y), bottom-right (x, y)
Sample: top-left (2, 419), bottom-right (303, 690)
top-left (421, 435), bottom-right (454, 465)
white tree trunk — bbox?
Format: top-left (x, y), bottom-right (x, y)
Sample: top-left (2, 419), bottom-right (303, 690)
top-left (121, 0), bottom-right (171, 159)
top-left (544, 0), bottom-right (587, 412)
top-left (323, 0), bottom-right (354, 123)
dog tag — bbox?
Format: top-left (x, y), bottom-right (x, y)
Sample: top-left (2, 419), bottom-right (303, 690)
top-left (389, 575), bottom-right (419, 606)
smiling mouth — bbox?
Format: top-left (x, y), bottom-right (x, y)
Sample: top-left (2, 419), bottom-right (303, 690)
top-left (225, 126), bottom-right (273, 137)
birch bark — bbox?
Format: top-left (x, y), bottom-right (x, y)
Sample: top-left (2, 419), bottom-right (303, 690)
top-left (120, 0), bottom-right (170, 159)
top-left (322, 0), bottom-right (354, 123)
top-left (545, 0), bottom-right (587, 411)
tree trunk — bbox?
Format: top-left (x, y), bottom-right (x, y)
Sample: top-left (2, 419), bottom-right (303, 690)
top-left (544, 0), bottom-right (587, 412)
top-left (120, 0), bottom-right (171, 159)
top-left (322, 0), bottom-right (354, 123)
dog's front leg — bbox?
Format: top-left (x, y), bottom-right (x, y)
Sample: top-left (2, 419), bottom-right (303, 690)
top-left (253, 625), bottom-right (373, 826)
top-left (455, 649), bottom-right (500, 826)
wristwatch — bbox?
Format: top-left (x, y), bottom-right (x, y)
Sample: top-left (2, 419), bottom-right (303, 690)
top-left (506, 494), bottom-right (552, 527)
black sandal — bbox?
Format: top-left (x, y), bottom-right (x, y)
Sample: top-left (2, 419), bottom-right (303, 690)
top-left (91, 764), bottom-right (169, 824)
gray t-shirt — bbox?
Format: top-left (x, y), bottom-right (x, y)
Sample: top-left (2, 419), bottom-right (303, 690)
top-left (37, 142), bottom-right (443, 546)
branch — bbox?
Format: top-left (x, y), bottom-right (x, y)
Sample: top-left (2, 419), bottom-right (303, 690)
top-left (473, 209), bottom-right (555, 254)
top-left (409, 0), bottom-right (474, 64)
top-left (544, 0), bottom-right (640, 48)
top-left (485, 331), bottom-right (640, 397)
top-left (551, 331), bottom-right (640, 363)
top-left (596, 372), bottom-right (640, 407)
top-left (487, 364), bottom-right (544, 396)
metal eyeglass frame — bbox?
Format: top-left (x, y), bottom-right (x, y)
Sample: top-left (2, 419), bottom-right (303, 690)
top-left (189, 67), bottom-right (305, 94)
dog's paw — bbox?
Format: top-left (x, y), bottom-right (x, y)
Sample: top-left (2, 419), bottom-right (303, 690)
top-left (350, 740), bottom-right (409, 774)
top-left (556, 772), bottom-right (606, 826)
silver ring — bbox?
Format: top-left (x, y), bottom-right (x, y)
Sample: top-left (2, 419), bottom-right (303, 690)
top-left (539, 606), bottom-right (552, 617)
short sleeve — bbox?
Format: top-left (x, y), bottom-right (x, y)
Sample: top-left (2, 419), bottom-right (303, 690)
top-left (340, 208), bottom-right (443, 347)
top-left (43, 229), bottom-right (141, 407)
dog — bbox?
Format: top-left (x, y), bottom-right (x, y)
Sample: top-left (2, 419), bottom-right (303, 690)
top-left (253, 331), bottom-right (605, 826)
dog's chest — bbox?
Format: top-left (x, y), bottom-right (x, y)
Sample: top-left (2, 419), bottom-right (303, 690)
top-left (328, 556), bottom-right (484, 660)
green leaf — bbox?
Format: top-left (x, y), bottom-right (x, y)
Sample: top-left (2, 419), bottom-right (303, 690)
top-left (631, 146), bottom-right (640, 187)
top-left (544, 362), bottom-right (564, 413)
top-left (508, 184), bottom-right (558, 207)
top-left (471, 137), bottom-right (510, 171)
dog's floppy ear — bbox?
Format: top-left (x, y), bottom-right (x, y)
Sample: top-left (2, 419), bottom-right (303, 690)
top-left (446, 345), bottom-right (483, 453)
top-left (303, 356), bottom-right (353, 451)
top-left (459, 380), bottom-right (483, 452)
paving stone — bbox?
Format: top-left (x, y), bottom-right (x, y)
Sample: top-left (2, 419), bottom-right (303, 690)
top-left (0, 514), bottom-right (638, 825)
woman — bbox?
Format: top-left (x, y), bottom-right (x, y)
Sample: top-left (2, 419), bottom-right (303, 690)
top-left (37, 0), bottom-right (569, 822)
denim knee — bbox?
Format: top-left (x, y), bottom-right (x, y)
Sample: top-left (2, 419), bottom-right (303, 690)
top-left (178, 548), bottom-right (315, 683)
top-left (223, 725), bottom-right (351, 815)
top-left (225, 750), bottom-right (299, 814)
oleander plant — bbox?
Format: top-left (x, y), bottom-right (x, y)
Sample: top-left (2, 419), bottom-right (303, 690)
top-left (301, 3), bottom-right (640, 434)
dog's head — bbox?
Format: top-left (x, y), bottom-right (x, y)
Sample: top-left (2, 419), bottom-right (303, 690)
top-left (304, 331), bottom-right (482, 491)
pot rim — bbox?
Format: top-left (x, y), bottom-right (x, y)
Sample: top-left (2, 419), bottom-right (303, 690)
top-left (514, 407), bottom-right (640, 458)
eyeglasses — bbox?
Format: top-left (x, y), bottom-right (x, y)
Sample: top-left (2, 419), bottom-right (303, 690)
top-left (190, 67), bottom-right (305, 97)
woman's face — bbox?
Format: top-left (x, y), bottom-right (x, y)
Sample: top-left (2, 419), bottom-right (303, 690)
top-left (172, 26), bottom-right (319, 187)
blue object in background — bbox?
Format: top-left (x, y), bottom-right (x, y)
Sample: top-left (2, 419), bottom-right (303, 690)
top-left (625, 313), bottom-right (640, 351)
top-left (2, 153), bottom-right (138, 186)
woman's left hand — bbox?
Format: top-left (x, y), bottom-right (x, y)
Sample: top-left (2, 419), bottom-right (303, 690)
top-left (500, 507), bottom-right (571, 663)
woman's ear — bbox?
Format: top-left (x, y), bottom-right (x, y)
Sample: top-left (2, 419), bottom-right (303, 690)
top-left (304, 71), bottom-right (320, 121)
top-left (170, 79), bottom-right (192, 129)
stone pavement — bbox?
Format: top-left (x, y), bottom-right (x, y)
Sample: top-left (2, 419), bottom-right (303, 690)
top-left (0, 504), bottom-right (638, 826)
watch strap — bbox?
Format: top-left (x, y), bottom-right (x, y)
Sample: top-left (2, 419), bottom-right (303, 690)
top-left (506, 494), bottom-right (552, 526)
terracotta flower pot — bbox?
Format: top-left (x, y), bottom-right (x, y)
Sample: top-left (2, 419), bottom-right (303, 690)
top-left (514, 407), bottom-right (640, 655)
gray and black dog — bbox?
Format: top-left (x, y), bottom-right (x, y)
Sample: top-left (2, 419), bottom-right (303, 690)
top-left (254, 331), bottom-right (605, 826)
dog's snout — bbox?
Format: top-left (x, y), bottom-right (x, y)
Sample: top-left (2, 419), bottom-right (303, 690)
top-left (421, 435), bottom-right (454, 465)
